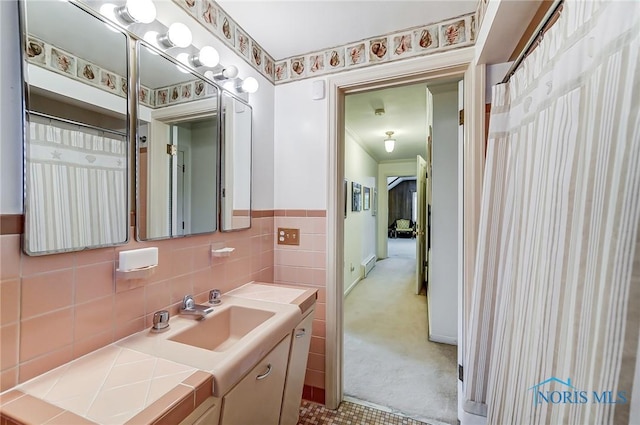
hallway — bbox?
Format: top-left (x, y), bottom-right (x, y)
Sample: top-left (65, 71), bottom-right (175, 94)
top-left (343, 239), bottom-right (457, 424)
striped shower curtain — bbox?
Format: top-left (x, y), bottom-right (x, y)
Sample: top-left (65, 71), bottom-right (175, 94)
top-left (464, 1), bottom-right (640, 424)
top-left (25, 117), bottom-right (128, 253)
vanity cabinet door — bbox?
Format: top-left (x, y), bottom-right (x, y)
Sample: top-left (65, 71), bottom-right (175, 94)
top-left (220, 336), bottom-right (291, 425)
top-left (280, 308), bottom-right (315, 425)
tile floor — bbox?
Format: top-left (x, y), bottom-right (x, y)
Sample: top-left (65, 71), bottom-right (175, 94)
top-left (297, 400), bottom-right (432, 425)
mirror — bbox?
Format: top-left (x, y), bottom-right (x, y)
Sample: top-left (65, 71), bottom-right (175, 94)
top-left (220, 93), bottom-right (253, 231)
top-left (136, 41), bottom-right (220, 240)
top-left (21, 0), bottom-right (129, 255)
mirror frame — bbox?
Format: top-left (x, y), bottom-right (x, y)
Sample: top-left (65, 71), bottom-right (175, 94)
top-left (219, 92), bottom-right (253, 232)
top-left (18, 0), bottom-right (131, 255)
top-left (134, 39), bottom-right (221, 241)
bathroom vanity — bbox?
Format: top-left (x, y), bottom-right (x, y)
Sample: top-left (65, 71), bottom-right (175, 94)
top-left (0, 283), bottom-right (317, 425)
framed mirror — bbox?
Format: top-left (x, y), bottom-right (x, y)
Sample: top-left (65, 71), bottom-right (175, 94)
top-left (136, 41), bottom-right (220, 241)
top-left (21, 0), bottom-right (129, 255)
top-left (220, 92), bottom-right (253, 231)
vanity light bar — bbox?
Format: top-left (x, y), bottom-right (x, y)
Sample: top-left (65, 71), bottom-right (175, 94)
top-left (95, 0), bottom-right (258, 94)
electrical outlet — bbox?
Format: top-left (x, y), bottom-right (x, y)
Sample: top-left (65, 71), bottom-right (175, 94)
top-left (277, 228), bottom-right (300, 245)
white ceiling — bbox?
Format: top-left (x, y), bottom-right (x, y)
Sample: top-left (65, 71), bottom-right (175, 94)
top-left (345, 80), bottom-right (459, 163)
top-left (216, 0), bottom-right (477, 60)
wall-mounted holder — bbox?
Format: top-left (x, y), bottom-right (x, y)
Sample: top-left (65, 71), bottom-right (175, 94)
top-left (116, 264), bottom-right (157, 280)
top-left (211, 247), bottom-right (235, 257)
top-left (115, 247), bottom-right (159, 291)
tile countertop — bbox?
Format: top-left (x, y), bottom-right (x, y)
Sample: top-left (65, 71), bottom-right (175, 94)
top-left (0, 282), bottom-right (317, 425)
top-left (226, 282), bottom-right (317, 315)
top-left (0, 345), bottom-right (213, 425)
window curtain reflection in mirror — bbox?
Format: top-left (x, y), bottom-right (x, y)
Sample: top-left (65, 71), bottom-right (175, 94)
top-left (464, 1), bottom-right (640, 423)
top-left (25, 115), bottom-right (128, 253)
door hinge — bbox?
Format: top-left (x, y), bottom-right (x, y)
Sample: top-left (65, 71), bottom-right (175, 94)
top-left (458, 364), bottom-right (464, 382)
top-left (459, 109), bottom-right (464, 125)
top-left (166, 144), bottom-right (177, 156)
top-left (182, 221), bottom-right (185, 230)
top-left (182, 164), bottom-right (185, 173)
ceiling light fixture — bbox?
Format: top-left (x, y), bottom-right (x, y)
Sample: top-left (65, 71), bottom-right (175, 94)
top-left (384, 131), bottom-right (396, 153)
top-left (374, 108), bottom-right (385, 116)
top-left (158, 22), bottom-right (192, 48)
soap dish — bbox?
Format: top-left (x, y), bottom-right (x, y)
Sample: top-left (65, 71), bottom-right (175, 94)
top-left (116, 264), bottom-right (157, 280)
top-left (211, 247), bottom-right (235, 257)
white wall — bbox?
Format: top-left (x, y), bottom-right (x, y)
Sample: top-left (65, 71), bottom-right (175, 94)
top-left (1, 0), bottom-right (24, 214)
top-left (344, 131), bottom-right (378, 293)
top-left (376, 160), bottom-right (416, 259)
top-left (273, 78), bottom-right (327, 209)
top-left (429, 88), bottom-right (459, 344)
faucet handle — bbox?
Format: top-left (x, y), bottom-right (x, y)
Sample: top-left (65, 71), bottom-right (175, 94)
top-left (152, 310), bottom-right (170, 332)
top-left (209, 289), bottom-right (222, 304)
top-left (182, 295), bottom-right (195, 310)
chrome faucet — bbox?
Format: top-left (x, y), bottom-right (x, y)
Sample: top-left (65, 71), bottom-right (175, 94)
top-left (180, 295), bottom-right (214, 319)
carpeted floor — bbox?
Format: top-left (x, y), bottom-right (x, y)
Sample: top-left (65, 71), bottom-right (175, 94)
top-left (343, 239), bottom-right (457, 425)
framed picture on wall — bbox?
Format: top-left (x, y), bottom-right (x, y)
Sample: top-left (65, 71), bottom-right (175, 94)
top-left (363, 187), bottom-right (370, 210)
top-left (344, 179), bottom-right (348, 218)
top-left (372, 188), bottom-right (377, 216)
top-left (352, 182), bottom-right (361, 211)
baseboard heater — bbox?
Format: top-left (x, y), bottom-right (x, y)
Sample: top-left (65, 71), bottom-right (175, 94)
top-left (361, 255), bottom-right (377, 278)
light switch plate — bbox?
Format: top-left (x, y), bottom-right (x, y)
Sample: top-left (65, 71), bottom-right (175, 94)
top-left (277, 228), bottom-right (300, 245)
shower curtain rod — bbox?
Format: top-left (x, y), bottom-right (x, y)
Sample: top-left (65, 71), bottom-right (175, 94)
top-left (501, 0), bottom-right (564, 84)
top-left (27, 110), bottom-right (127, 137)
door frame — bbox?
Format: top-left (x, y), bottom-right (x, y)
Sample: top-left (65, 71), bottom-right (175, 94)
top-left (325, 47), bottom-right (485, 416)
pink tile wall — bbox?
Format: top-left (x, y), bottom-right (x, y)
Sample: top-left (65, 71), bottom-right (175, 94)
top-left (272, 210), bottom-right (327, 394)
top-left (0, 215), bottom-right (274, 392)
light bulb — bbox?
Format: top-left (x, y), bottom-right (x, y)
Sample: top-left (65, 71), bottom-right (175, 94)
top-left (167, 23), bottom-right (192, 48)
top-left (222, 65), bottom-right (238, 79)
top-left (195, 46), bottom-right (219, 67)
top-left (240, 77), bottom-right (259, 93)
top-left (384, 139), bottom-right (395, 153)
top-left (207, 65), bottom-right (239, 81)
top-left (125, 0), bottom-right (156, 23)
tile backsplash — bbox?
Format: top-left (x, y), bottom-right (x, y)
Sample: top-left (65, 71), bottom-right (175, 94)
top-left (272, 210), bottom-right (327, 396)
top-left (0, 215), bottom-right (274, 392)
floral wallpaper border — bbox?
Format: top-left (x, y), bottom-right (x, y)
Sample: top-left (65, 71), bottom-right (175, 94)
top-left (172, 0), bottom-right (476, 85)
top-left (25, 36), bottom-right (216, 110)
top-left (275, 13), bottom-right (475, 84)
top-left (172, 0), bottom-right (276, 82)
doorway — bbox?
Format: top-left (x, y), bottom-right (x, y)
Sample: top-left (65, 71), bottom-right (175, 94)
top-left (341, 80), bottom-right (458, 423)
top-left (325, 48), bottom-right (484, 425)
